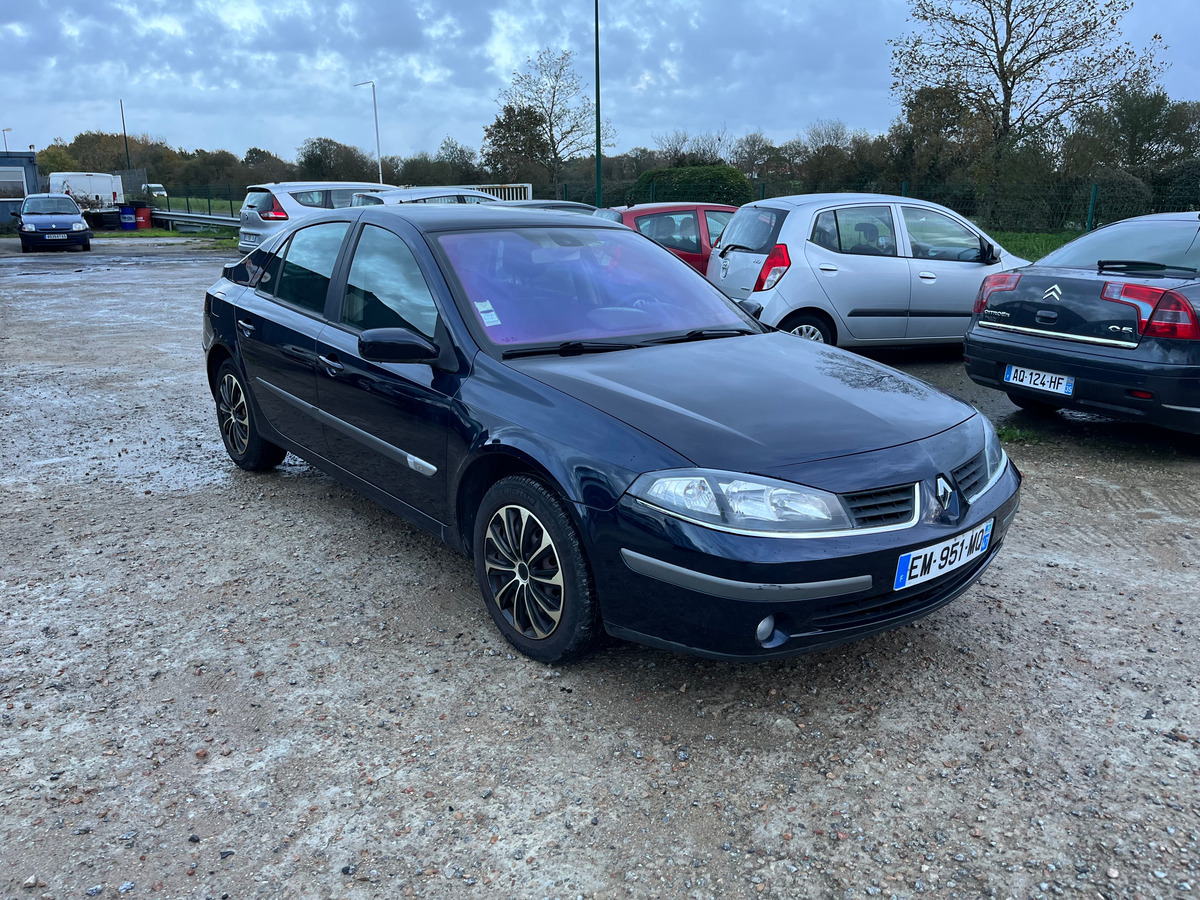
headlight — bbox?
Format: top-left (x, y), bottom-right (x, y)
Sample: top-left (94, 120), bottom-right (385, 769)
top-left (21, 223), bottom-right (36, 232)
top-left (627, 469), bottom-right (854, 536)
top-left (72, 222), bottom-right (86, 231)
top-left (978, 416), bottom-right (1008, 496)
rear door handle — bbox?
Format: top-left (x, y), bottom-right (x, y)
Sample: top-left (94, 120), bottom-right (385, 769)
top-left (918, 271), bottom-right (936, 281)
top-left (236, 318), bottom-right (255, 335)
top-left (318, 354), bottom-right (344, 375)
top-left (818, 264), bottom-right (838, 273)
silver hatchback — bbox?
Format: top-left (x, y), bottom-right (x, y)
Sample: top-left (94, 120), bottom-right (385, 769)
top-left (237, 181), bottom-right (396, 252)
top-left (707, 193), bottom-right (1028, 347)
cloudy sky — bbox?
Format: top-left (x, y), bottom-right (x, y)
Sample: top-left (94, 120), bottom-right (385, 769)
top-left (2, 0), bottom-right (1195, 162)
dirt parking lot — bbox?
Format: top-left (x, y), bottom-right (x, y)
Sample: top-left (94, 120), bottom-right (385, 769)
top-left (1, 237), bottom-right (1198, 900)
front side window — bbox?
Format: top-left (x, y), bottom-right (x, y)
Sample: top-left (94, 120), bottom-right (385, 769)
top-left (272, 222), bottom-right (350, 314)
top-left (705, 210), bottom-right (733, 244)
top-left (902, 207), bottom-right (982, 261)
top-left (341, 225), bottom-right (439, 337)
top-left (813, 206), bottom-right (898, 257)
top-left (437, 226), bottom-right (753, 349)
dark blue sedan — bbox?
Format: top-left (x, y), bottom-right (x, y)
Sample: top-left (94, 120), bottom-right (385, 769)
top-left (13, 193), bottom-right (92, 252)
top-left (203, 205), bottom-right (1020, 662)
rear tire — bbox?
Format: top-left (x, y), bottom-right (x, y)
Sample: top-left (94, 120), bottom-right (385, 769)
top-left (780, 311), bottom-right (834, 345)
top-left (473, 476), bottom-right (600, 663)
top-left (215, 359), bottom-right (287, 471)
top-left (1008, 392), bottom-right (1061, 414)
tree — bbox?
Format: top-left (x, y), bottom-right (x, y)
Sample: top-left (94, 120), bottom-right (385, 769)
top-left (37, 140), bottom-right (79, 176)
top-left (481, 104), bottom-right (553, 185)
top-left (243, 147), bottom-right (295, 183)
top-left (497, 48), bottom-right (615, 190)
top-left (890, 0), bottom-right (1165, 151)
top-left (435, 136), bottom-right (481, 184)
top-left (296, 137), bottom-right (376, 182)
top-left (731, 130), bottom-right (775, 180)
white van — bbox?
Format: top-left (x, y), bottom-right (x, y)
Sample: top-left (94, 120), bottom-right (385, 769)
top-left (49, 172), bottom-right (125, 210)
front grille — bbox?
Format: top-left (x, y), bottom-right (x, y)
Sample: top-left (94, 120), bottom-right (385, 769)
top-left (952, 450), bottom-right (988, 500)
top-left (841, 484), bottom-right (916, 529)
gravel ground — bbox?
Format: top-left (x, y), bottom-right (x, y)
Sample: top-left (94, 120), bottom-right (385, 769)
top-left (1, 237), bottom-right (1198, 900)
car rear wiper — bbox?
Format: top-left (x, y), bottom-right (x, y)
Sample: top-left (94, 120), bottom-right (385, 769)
top-left (718, 242), bottom-right (757, 258)
top-left (501, 339), bottom-right (641, 359)
top-left (642, 328), bottom-right (759, 345)
top-left (1097, 259), bottom-right (1198, 275)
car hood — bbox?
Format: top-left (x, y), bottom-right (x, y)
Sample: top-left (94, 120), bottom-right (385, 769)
top-left (20, 213), bottom-right (85, 228)
top-left (507, 332), bottom-right (974, 472)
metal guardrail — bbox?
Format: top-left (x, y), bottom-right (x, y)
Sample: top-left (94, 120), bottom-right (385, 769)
top-left (151, 210), bottom-right (238, 230)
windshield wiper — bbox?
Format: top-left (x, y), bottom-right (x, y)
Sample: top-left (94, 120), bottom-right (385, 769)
top-left (1097, 259), bottom-right (1198, 275)
top-left (718, 242), bottom-right (757, 258)
top-left (501, 339), bottom-right (641, 359)
top-left (642, 328), bottom-right (758, 346)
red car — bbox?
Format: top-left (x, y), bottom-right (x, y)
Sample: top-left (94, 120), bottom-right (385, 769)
top-left (594, 202), bottom-right (737, 273)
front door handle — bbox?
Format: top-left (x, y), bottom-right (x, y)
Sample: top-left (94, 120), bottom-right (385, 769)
top-left (917, 271), bottom-right (936, 281)
top-left (318, 354), bottom-right (345, 375)
top-left (236, 318), bottom-right (255, 335)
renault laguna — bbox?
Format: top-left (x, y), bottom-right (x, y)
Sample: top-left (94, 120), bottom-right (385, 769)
top-left (203, 205), bottom-right (1021, 662)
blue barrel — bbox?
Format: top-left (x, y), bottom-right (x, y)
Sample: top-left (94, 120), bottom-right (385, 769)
top-left (120, 206), bottom-right (136, 230)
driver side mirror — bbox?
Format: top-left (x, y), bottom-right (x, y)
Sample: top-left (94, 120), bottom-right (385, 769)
top-left (358, 327), bottom-right (439, 364)
top-left (979, 238), bottom-right (1000, 265)
top-left (9, 211), bottom-right (17, 219)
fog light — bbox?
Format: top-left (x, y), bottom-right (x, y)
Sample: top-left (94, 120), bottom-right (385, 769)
top-left (755, 615), bottom-right (775, 643)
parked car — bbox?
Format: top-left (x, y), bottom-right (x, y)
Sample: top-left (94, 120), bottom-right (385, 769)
top-left (142, 183), bottom-right (168, 197)
top-left (237, 181), bottom-right (397, 252)
top-left (707, 194), bottom-right (1028, 346)
top-left (502, 199), bottom-right (596, 213)
top-left (12, 193), bottom-right (91, 252)
top-left (350, 187), bottom-right (500, 206)
top-left (963, 212), bottom-right (1200, 433)
top-left (595, 202), bottom-right (737, 273)
top-left (204, 205), bottom-right (1021, 662)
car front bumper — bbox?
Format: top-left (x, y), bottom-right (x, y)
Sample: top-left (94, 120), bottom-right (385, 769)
top-left (586, 462), bottom-right (1021, 660)
top-left (21, 229), bottom-right (91, 249)
top-left (964, 326), bottom-right (1200, 434)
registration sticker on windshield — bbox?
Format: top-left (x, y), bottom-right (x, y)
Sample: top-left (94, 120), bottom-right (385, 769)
top-left (475, 300), bottom-right (501, 327)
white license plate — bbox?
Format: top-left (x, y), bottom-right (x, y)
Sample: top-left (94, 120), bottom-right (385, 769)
top-left (45, 234), bottom-right (68, 240)
top-left (893, 519), bottom-right (993, 591)
top-left (1003, 364), bottom-right (1074, 396)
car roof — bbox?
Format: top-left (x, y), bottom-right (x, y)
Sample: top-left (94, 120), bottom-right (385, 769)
top-left (368, 187), bottom-right (499, 201)
top-left (609, 202), bottom-right (738, 213)
top-left (349, 204), bottom-right (629, 233)
top-left (23, 192), bottom-right (74, 201)
top-left (749, 192), bottom-right (962, 211)
top-left (247, 181), bottom-right (399, 192)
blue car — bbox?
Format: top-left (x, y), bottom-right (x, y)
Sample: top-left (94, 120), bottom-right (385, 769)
top-left (14, 193), bottom-right (92, 253)
top-left (202, 205), bottom-right (1021, 662)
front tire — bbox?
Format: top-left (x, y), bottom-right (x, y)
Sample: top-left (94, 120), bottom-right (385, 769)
top-left (82, 240), bottom-right (91, 251)
top-left (780, 311), bottom-right (834, 345)
top-left (215, 359), bottom-right (286, 471)
top-left (473, 476), bottom-right (600, 663)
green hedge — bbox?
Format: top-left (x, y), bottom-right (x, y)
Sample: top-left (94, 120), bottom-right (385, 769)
top-left (628, 165), bottom-right (753, 206)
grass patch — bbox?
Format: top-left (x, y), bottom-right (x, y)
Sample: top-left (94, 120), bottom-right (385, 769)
top-left (93, 228), bottom-right (185, 239)
top-left (997, 425), bottom-right (1040, 444)
top-left (991, 230), bottom-right (1084, 262)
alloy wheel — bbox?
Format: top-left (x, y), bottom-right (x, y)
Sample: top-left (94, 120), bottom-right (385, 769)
top-left (483, 504), bottom-right (564, 639)
top-left (218, 373), bottom-right (250, 457)
top-left (790, 323), bottom-right (826, 342)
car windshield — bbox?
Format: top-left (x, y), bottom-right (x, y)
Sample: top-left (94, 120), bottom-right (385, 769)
top-left (438, 226), bottom-right (755, 349)
top-left (1038, 219), bottom-right (1200, 270)
top-left (23, 197), bottom-right (80, 215)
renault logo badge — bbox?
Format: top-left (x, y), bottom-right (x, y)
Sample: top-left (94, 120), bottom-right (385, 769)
top-left (936, 476), bottom-right (954, 510)
top-left (1043, 284), bottom-right (1062, 302)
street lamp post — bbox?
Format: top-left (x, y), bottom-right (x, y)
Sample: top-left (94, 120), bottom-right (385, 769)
top-left (354, 80), bottom-right (383, 184)
top-left (594, 0), bottom-right (602, 208)
top-left (2, 128), bottom-right (11, 153)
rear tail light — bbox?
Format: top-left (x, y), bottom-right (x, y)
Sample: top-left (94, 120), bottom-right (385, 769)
top-left (753, 244), bottom-right (790, 292)
top-left (1103, 282), bottom-right (1200, 340)
top-left (973, 272), bottom-right (1021, 314)
top-left (258, 196), bottom-right (289, 220)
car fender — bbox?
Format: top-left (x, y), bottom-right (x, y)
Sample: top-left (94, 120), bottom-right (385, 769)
top-left (758, 263), bottom-right (844, 332)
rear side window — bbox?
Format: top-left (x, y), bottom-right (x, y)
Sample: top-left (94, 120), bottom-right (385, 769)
top-left (330, 188), bottom-right (365, 208)
top-left (813, 206), bottom-right (898, 257)
top-left (273, 222), bottom-right (350, 314)
top-left (720, 206), bottom-right (787, 253)
top-left (635, 211), bottom-right (700, 253)
top-left (413, 195), bottom-right (461, 205)
top-left (351, 194), bottom-right (384, 207)
top-left (289, 190), bottom-right (326, 209)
